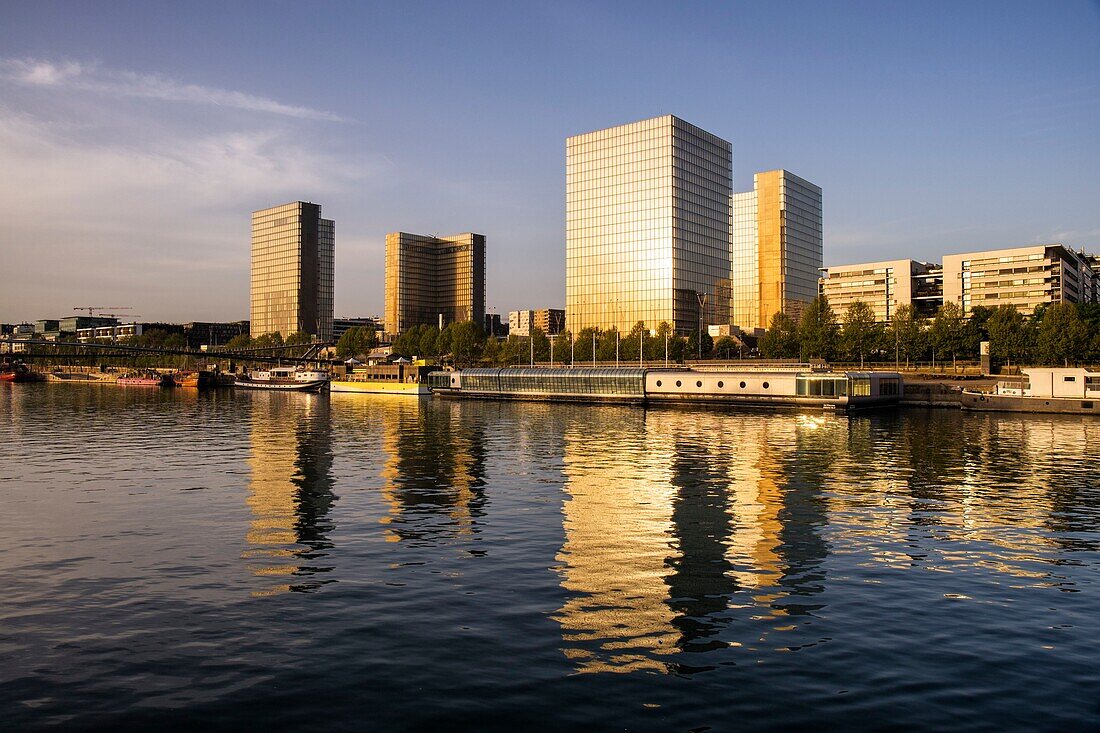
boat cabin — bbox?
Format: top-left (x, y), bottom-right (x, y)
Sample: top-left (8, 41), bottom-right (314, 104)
top-left (1006, 368), bottom-right (1100, 399)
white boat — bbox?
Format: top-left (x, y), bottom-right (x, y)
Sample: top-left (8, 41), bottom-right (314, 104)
top-left (234, 366), bottom-right (330, 392)
top-left (961, 367), bottom-right (1100, 414)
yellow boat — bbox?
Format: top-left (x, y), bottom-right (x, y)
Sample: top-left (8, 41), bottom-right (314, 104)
top-left (330, 361), bottom-right (430, 396)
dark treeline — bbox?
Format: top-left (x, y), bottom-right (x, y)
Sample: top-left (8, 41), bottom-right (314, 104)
top-left (761, 296), bottom-right (1100, 368)
top-left (386, 320), bottom-right (737, 367)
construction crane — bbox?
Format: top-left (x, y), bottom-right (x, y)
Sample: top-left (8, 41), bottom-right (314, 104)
top-left (73, 306), bottom-right (133, 317)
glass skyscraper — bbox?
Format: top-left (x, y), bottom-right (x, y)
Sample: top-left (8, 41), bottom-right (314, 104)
top-left (384, 232), bottom-right (486, 336)
top-left (566, 115), bottom-right (732, 335)
top-left (250, 201), bottom-right (334, 341)
top-left (730, 170), bottom-right (822, 332)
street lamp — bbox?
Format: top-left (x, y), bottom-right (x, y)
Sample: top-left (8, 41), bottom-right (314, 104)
top-left (695, 291), bottom-right (708, 360)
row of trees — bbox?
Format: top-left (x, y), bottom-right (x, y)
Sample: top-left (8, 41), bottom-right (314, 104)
top-left (762, 296), bottom-right (1100, 367)
top-left (387, 320), bottom-right (725, 367)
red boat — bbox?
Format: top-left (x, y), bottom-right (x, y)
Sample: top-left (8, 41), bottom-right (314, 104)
top-left (0, 362), bottom-right (46, 383)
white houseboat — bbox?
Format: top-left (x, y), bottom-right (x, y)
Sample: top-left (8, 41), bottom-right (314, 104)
top-left (962, 367), bottom-right (1100, 414)
top-left (234, 366), bottom-right (330, 392)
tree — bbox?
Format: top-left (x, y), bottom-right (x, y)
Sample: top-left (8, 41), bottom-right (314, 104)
top-left (284, 331), bottom-right (313, 346)
top-left (574, 327), bottom-right (599, 364)
top-left (929, 302), bottom-right (969, 370)
top-left (530, 327), bottom-right (551, 363)
top-left (598, 326), bottom-right (620, 362)
top-left (1036, 302), bottom-right (1089, 366)
top-left (714, 336), bottom-right (739, 359)
top-left (841, 301), bottom-right (881, 368)
top-left (985, 306), bottom-right (1031, 366)
top-left (335, 327), bottom-right (375, 359)
top-left (551, 330), bottom-right (572, 364)
top-left (446, 321), bottom-right (484, 367)
top-left (760, 311), bottom-right (800, 359)
top-left (887, 305), bottom-right (924, 368)
top-left (798, 297), bottom-right (838, 361)
top-left (685, 330), bottom-right (713, 360)
top-left (226, 334), bottom-right (253, 351)
top-left (252, 332), bottom-right (284, 348)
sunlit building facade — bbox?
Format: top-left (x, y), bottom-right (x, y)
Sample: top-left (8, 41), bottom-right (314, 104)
top-left (730, 170), bottom-right (822, 332)
top-left (566, 115), bottom-right (732, 335)
top-left (250, 201), bottom-right (334, 341)
top-left (820, 259), bottom-right (943, 321)
top-left (384, 232), bottom-right (486, 337)
top-left (942, 244), bottom-right (1096, 315)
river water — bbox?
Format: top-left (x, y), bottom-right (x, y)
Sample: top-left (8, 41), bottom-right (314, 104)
top-left (2, 384), bottom-right (1099, 731)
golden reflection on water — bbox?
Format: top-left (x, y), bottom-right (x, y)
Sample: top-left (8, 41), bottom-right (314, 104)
top-left (244, 393), bottom-right (334, 597)
top-left (377, 398), bottom-right (487, 544)
top-left (553, 408), bottom-right (1100, 674)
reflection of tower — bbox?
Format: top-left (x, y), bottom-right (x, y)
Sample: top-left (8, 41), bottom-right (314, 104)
top-left (554, 408), bottom-right (679, 674)
top-left (664, 436), bottom-right (738, 659)
top-left (244, 393), bottom-right (335, 597)
top-left (378, 399), bottom-right (488, 544)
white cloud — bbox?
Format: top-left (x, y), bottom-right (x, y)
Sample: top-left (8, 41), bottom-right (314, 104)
top-left (0, 57), bottom-right (343, 121)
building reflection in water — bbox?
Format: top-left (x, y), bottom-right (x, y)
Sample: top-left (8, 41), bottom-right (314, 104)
top-left (554, 408), bottom-right (838, 674)
top-left (244, 393), bottom-right (336, 597)
top-left (377, 399), bottom-right (489, 545)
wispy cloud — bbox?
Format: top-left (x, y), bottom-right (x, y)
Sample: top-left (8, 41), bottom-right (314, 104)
top-left (0, 57), bottom-right (343, 121)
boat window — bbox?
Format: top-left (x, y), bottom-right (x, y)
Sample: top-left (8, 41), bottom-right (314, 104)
top-left (717, 381), bottom-right (723, 388)
top-left (655, 380), bottom-right (662, 387)
top-left (762, 382), bottom-right (769, 389)
top-left (1064, 376), bottom-right (1076, 382)
top-left (696, 381), bottom-right (702, 388)
top-left (739, 381), bottom-right (746, 388)
top-left (676, 380), bottom-right (682, 387)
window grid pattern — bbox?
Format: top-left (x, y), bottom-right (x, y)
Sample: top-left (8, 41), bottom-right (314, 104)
top-left (566, 115), bottom-right (732, 335)
top-left (384, 232), bottom-right (486, 336)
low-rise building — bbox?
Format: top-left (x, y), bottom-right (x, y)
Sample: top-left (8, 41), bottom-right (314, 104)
top-left (333, 317), bottom-right (383, 342)
top-left (942, 244), bottom-right (1096, 315)
top-left (183, 321), bottom-right (249, 349)
top-left (510, 308), bottom-right (566, 337)
top-left (820, 259), bottom-right (943, 321)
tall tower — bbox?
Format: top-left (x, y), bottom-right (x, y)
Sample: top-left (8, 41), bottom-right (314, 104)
top-left (384, 232), bottom-right (486, 337)
top-left (730, 171), bottom-right (821, 332)
top-left (250, 201), bottom-right (334, 341)
top-left (566, 115), bottom-right (732, 335)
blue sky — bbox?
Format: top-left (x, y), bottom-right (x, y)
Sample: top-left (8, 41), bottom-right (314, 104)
top-left (1, 0), bottom-right (1098, 322)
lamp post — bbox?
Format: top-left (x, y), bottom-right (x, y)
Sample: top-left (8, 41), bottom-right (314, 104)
top-left (664, 330), bottom-right (669, 367)
top-left (592, 330), bottom-right (596, 367)
top-left (639, 328), bottom-right (644, 368)
top-left (696, 291), bottom-right (708, 360)
top-left (530, 332), bottom-right (534, 367)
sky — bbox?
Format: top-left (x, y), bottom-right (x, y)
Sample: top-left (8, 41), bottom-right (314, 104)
top-left (1, 0), bottom-right (1098, 323)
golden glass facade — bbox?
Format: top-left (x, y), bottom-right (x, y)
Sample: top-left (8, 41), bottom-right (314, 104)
top-left (566, 115), bottom-right (732, 335)
top-left (730, 171), bottom-right (822, 332)
top-left (384, 232), bottom-right (485, 336)
top-left (250, 201), bottom-right (334, 341)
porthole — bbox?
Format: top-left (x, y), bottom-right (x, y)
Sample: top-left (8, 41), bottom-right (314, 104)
top-left (696, 380), bottom-right (703, 388)
top-left (739, 381), bottom-right (746, 389)
top-left (763, 382), bottom-right (770, 389)
top-left (717, 381), bottom-right (724, 388)
top-left (676, 380), bottom-right (682, 387)
top-left (656, 380), bottom-right (662, 387)
top-left (451, 377), bottom-right (456, 385)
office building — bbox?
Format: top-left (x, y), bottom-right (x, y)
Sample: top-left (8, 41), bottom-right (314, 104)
top-left (250, 201), bottom-right (334, 342)
top-left (731, 170), bottom-right (822, 332)
top-left (820, 259), bottom-right (943, 321)
top-left (333, 317), bottom-right (384, 342)
top-left (484, 313), bottom-right (508, 338)
top-left (566, 115), bottom-right (732, 335)
top-left (384, 232), bottom-right (486, 337)
top-left (508, 309), bottom-right (565, 337)
top-left (942, 244), bottom-right (1096, 315)
top-left (183, 321), bottom-right (250, 349)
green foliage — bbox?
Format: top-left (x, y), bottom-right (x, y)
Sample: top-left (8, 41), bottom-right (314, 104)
top-left (284, 331), bottom-right (313, 346)
top-left (841, 301), bottom-right (882, 367)
top-left (1036, 302), bottom-right (1089, 366)
top-left (551, 330), bottom-right (572, 364)
top-left (225, 334), bottom-right (253, 350)
top-left (446, 321), bottom-right (484, 367)
top-left (887, 305), bottom-right (924, 366)
top-left (929, 302), bottom-right (970, 366)
top-left (798, 297), bottom-right (838, 360)
top-left (713, 336), bottom-right (739, 359)
top-left (252, 332), bottom-right (284, 348)
top-left (573, 327), bottom-right (599, 364)
top-left (335, 327), bottom-right (375, 358)
top-left (760, 311), bottom-right (799, 358)
top-left (985, 306), bottom-right (1031, 365)
top-left (685, 329), bottom-right (713, 360)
